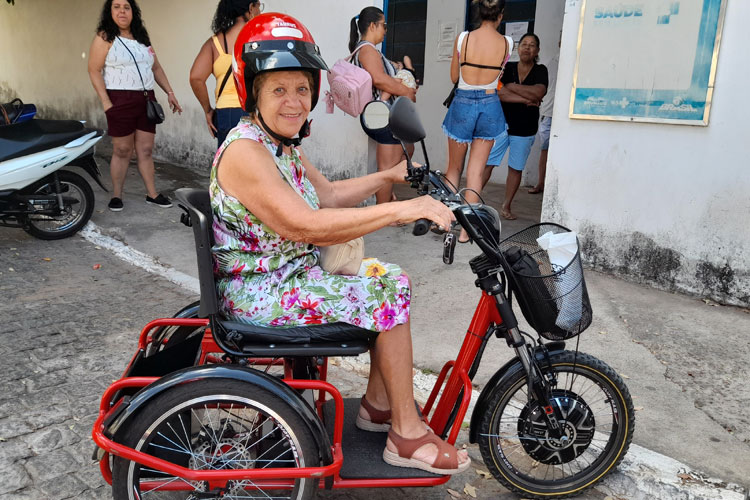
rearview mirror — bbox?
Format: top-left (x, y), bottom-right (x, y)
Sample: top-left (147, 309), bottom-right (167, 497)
top-left (388, 97), bottom-right (426, 143)
top-left (361, 100), bottom-right (390, 131)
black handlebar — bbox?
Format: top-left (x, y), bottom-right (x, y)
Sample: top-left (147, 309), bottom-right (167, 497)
top-left (412, 218), bottom-right (431, 236)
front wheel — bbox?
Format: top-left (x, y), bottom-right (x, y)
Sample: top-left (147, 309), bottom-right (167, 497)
top-left (22, 170), bottom-right (94, 240)
top-left (111, 379), bottom-right (320, 500)
top-left (477, 351), bottom-right (634, 499)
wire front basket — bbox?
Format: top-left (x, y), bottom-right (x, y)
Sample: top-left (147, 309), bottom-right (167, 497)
top-left (498, 223), bottom-right (592, 341)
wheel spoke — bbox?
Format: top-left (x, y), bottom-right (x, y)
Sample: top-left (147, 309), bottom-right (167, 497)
top-left (119, 390), bottom-right (313, 500)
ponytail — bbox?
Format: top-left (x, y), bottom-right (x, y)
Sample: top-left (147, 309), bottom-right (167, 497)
top-left (348, 6), bottom-right (384, 53)
top-left (348, 17), bottom-right (360, 53)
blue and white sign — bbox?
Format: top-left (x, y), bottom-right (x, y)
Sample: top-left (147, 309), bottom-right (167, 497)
top-left (571, 0), bottom-right (726, 125)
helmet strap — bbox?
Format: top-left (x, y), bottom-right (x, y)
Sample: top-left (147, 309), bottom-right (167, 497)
top-left (257, 112), bottom-right (311, 157)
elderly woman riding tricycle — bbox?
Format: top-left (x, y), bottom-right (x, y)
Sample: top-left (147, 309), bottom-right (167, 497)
top-left (92, 13), bottom-right (633, 500)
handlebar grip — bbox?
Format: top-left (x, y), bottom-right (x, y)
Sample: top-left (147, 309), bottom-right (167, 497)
top-left (413, 218), bottom-right (430, 236)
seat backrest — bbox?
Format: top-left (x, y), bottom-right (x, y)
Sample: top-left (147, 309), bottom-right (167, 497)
top-left (175, 188), bottom-right (218, 318)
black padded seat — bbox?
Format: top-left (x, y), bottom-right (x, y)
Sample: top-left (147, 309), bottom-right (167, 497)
top-left (0, 119), bottom-right (95, 163)
top-left (175, 188), bottom-right (375, 357)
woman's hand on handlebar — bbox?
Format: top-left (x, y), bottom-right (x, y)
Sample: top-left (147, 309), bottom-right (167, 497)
top-left (396, 196), bottom-right (454, 231)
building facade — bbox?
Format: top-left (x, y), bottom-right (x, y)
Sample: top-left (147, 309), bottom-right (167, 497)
top-left (1, 0), bottom-right (747, 306)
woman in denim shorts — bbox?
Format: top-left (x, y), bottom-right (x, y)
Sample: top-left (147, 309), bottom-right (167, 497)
top-left (443, 0), bottom-right (510, 242)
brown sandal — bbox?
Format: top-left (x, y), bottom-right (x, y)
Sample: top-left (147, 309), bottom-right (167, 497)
top-left (383, 428), bottom-right (471, 475)
top-left (355, 396), bottom-right (392, 432)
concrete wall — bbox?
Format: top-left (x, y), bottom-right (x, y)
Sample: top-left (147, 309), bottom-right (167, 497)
top-left (0, 0), bottom-right (375, 179)
top-left (410, 0), bottom-right (467, 172)
top-left (544, 0), bottom-right (750, 306)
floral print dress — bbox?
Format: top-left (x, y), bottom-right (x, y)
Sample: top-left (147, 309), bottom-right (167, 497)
top-left (210, 119), bottom-right (411, 333)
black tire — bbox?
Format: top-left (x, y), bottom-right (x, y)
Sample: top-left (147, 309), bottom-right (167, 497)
top-left (146, 301), bottom-right (203, 356)
top-left (22, 170), bottom-right (94, 240)
top-left (477, 351), bottom-right (634, 499)
top-left (111, 379), bottom-right (320, 500)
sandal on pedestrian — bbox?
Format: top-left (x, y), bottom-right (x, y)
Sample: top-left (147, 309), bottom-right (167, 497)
top-left (500, 208), bottom-right (517, 220)
top-left (528, 186), bottom-right (543, 194)
top-left (383, 428), bottom-right (471, 475)
top-left (355, 396), bottom-right (392, 432)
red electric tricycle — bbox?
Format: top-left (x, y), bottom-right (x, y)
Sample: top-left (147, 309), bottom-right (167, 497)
top-left (92, 98), bottom-right (634, 499)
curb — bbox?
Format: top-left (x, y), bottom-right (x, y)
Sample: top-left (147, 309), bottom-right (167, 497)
top-left (599, 444), bottom-right (747, 500)
top-left (80, 222), bottom-right (200, 295)
top-left (80, 224), bottom-right (748, 500)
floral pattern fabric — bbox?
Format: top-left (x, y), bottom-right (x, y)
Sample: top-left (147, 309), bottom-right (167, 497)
top-left (210, 118), bottom-right (410, 332)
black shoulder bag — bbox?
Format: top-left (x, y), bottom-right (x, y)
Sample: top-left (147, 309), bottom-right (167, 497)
top-left (117, 36), bottom-right (165, 124)
top-left (443, 32), bottom-right (470, 108)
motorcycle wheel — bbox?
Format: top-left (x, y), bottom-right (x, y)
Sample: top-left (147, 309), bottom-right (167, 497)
top-left (477, 350), bottom-right (634, 499)
top-left (22, 170), bottom-right (94, 240)
top-left (111, 379), bottom-right (320, 500)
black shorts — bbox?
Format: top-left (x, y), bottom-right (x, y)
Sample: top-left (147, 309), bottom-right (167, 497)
top-left (105, 89), bottom-right (156, 137)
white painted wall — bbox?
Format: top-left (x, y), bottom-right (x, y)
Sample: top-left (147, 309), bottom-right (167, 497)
top-left (0, 0), bottom-right (375, 178)
top-left (410, 0), bottom-right (467, 172)
top-left (544, 0), bottom-right (750, 306)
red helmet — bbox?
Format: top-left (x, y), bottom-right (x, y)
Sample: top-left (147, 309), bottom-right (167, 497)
top-left (233, 13), bottom-right (329, 113)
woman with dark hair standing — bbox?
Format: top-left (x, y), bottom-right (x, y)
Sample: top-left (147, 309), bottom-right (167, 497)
top-left (349, 7), bottom-right (416, 205)
top-left (88, 0), bottom-right (182, 212)
top-left (442, 0), bottom-right (510, 242)
top-left (189, 0), bottom-right (263, 148)
top-left (483, 33), bottom-right (548, 220)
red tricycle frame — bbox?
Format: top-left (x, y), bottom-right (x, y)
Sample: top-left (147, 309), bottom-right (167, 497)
top-left (92, 291), bottom-right (503, 491)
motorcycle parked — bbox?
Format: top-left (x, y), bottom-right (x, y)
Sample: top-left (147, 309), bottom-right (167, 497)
top-left (92, 97), bottom-right (633, 499)
top-left (0, 99), bottom-right (107, 240)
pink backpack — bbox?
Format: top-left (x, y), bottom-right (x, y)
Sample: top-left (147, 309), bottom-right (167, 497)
top-left (325, 43), bottom-right (375, 117)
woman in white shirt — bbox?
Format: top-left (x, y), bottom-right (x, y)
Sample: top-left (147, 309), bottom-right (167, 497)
top-left (88, 0), bottom-right (182, 212)
top-left (442, 0), bottom-right (510, 243)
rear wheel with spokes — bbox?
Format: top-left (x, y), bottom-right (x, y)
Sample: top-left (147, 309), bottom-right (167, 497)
top-left (477, 351), bottom-right (634, 499)
top-left (111, 379), bottom-right (320, 500)
top-left (22, 170), bottom-right (94, 240)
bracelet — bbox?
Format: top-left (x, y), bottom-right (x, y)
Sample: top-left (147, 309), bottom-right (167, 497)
top-left (167, 91), bottom-right (174, 95)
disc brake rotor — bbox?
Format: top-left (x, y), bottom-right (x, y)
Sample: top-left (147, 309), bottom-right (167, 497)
top-left (186, 423), bottom-right (258, 497)
top-left (517, 389), bottom-right (596, 464)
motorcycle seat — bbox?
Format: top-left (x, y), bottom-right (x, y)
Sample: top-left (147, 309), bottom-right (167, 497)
top-left (175, 188), bottom-right (374, 357)
top-left (0, 119), bottom-right (98, 163)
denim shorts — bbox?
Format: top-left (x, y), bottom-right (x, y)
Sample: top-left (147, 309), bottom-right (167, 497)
top-left (487, 131), bottom-right (535, 171)
top-left (538, 115), bottom-right (552, 150)
top-left (360, 113), bottom-right (401, 145)
top-left (442, 89), bottom-right (505, 144)
top-left (214, 107), bottom-right (248, 148)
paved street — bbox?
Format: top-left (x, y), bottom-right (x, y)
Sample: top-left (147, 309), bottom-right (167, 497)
top-left (1, 155), bottom-right (747, 500)
top-left (0, 229), bottom-right (610, 499)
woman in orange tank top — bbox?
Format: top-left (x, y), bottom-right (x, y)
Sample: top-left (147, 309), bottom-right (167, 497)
top-left (189, 0), bottom-right (263, 148)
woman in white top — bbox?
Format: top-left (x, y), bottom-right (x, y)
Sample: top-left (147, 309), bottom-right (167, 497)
top-left (442, 0), bottom-right (510, 243)
top-left (88, 0), bottom-right (183, 212)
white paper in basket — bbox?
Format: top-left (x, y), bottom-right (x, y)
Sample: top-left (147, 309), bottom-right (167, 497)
top-left (536, 231), bottom-right (582, 330)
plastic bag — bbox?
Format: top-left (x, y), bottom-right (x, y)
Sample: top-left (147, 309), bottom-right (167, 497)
top-left (537, 231), bottom-right (582, 330)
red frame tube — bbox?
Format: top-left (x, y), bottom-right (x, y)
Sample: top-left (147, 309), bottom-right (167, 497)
top-left (428, 292), bottom-right (501, 437)
top-left (93, 378), bottom-right (345, 483)
top-left (95, 290), bottom-right (500, 490)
